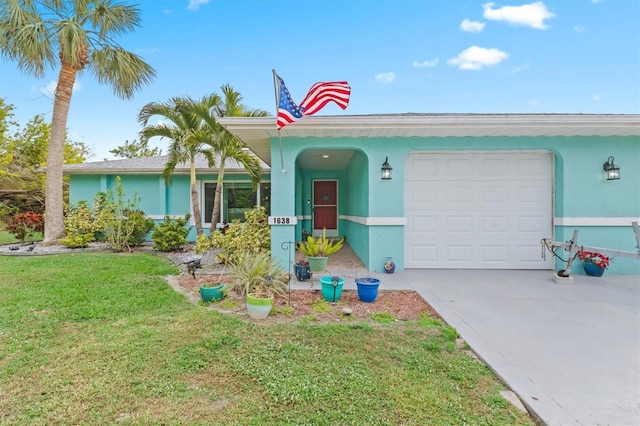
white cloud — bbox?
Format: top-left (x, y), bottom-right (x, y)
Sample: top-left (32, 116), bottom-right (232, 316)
top-left (460, 19), bottom-right (486, 32)
top-left (375, 72), bottom-right (395, 83)
top-left (483, 2), bottom-right (555, 30)
top-left (413, 58), bottom-right (439, 69)
top-left (592, 95), bottom-right (602, 101)
top-left (187, 0), bottom-right (210, 11)
top-left (447, 46), bottom-right (508, 70)
top-left (574, 25), bottom-right (585, 32)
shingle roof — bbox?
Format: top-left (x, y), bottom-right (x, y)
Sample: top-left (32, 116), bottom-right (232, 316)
top-left (63, 154), bottom-right (270, 174)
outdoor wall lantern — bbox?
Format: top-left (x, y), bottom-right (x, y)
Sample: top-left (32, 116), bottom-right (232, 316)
top-left (381, 156), bottom-right (392, 180)
top-left (603, 156), bottom-right (620, 180)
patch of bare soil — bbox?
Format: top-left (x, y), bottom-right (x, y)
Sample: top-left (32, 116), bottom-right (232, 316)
top-left (172, 274), bottom-right (440, 324)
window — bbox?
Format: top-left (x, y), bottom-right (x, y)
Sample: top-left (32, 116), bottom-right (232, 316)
top-left (203, 182), bottom-right (270, 225)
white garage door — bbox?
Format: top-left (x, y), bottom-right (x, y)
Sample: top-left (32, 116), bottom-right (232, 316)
top-left (404, 151), bottom-right (553, 269)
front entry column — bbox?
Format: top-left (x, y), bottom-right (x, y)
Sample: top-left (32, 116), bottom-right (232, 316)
top-left (270, 143), bottom-right (297, 271)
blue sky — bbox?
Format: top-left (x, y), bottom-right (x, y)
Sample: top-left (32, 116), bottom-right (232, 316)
top-left (2, 0), bottom-right (639, 160)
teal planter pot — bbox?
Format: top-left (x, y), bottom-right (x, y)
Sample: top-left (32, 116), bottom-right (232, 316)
top-left (199, 284), bottom-right (225, 302)
top-left (583, 262), bottom-right (605, 277)
top-left (320, 276), bottom-right (344, 302)
top-left (246, 294), bottom-right (274, 319)
top-left (355, 277), bottom-right (380, 303)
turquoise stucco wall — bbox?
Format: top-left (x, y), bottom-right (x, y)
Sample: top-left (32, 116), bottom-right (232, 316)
top-left (271, 135), bottom-right (639, 274)
top-left (68, 172), bottom-right (270, 242)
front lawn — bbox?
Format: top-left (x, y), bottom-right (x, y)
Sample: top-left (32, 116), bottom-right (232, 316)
top-left (0, 252), bottom-right (535, 425)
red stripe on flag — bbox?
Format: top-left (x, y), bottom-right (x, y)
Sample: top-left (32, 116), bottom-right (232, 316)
top-left (299, 82), bottom-right (351, 116)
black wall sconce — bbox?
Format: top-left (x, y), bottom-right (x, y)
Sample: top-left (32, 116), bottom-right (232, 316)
top-left (381, 156), bottom-right (392, 180)
top-left (603, 156), bottom-right (620, 180)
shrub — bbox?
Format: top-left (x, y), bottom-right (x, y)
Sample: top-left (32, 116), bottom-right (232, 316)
top-left (100, 178), bottom-right (154, 252)
top-left (194, 234), bottom-right (212, 254)
top-left (4, 211), bottom-right (44, 243)
top-left (60, 201), bottom-right (100, 248)
top-left (151, 215), bottom-right (191, 252)
top-left (125, 210), bottom-right (155, 247)
top-left (210, 206), bottom-right (270, 264)
top-left (61, 178), bottom-right (153, 250)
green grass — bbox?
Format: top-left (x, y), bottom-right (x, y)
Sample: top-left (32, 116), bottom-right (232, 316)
top-left (0, 252), bottom-right (535, 425)
top-left (0, 222), bottom-right (43, 245)
top-left (0, 224), bottom-right (18, 245)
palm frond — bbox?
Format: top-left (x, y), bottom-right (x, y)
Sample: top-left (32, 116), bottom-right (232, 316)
top-left (90, 47), bottom-right (155, 99)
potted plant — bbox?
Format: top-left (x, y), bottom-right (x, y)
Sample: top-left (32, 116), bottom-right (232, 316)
top-left (294, 259), bottom-right (311, 281)
top-left (355, 277), bottom-right (381, 302)
top-left (225, 251), bottom-right (288, 319)
top-left (297, 228), bottom-right (344, 273)
top-left (199, 282), bottom-right (225, 303)
top-left (320, 275), bottom-right (345, 302)
top-left (577, 250), bottom-right (611, 277)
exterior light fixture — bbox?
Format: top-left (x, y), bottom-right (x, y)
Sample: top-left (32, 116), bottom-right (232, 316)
top-left (603, 156), bottom-right (620, 180)
top-left (381, 156), bottom-right (392, 180)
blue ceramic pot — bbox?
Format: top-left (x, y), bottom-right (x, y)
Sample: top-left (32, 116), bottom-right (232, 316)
top-left (294, 264), bottom-right (311, 281)
top-left (355, 278), bottom-right (381, 302)
top-left (583, 262), bottom-right (605, 277)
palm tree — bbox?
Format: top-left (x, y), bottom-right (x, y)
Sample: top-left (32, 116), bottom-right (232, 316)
top-left (0, 0), bottom-right (156, 243)
top-left (196, 84), bottom-right (267, 228)
top-left (138, 96), bottom-right (216, 236)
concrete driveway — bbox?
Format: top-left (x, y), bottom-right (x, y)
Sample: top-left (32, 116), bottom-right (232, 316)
top-left (399, 269), bottom-right (640, 426)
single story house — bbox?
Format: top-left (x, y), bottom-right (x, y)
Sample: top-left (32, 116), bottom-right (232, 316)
top-left (65, 114), bottom-right (640, 274)
top-left (64, 155), bottom-right (272, 233)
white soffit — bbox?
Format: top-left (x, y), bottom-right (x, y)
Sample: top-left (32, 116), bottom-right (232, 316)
top-left (218, 114), bottom-right (640, 166)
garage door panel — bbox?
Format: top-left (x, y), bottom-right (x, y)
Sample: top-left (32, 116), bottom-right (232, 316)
top-left (446, 185), bottom-right (475, 204)
top-left (447, 245), bottom-right (473, 262)
top-left (409, 244), bottom-right (438, 264)
top-left (446, 216), bottom-right (473, 232)
top-left (407, 213), bottom-right (437, 233)
top-left (407, 158), bottom-right (438, 178)
top-left (482, 186), bottom-right (509, 203)
top-left (517, 157), bottom-right (548, 177)
top-left (482, 216), bottom-right (509, 233)
top-left (405, 152), bottom-right (553, 269)
top-left (481, 158), bottom-right (510, 176)
top-left (482, 246), bottom-right (509, 261)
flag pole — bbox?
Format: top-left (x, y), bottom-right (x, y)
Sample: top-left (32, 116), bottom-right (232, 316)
top-left (272, 69), bottom-right (286, 175)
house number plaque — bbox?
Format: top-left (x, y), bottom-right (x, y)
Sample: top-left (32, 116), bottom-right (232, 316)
top-left (268, 216), bottom-right (298, 225)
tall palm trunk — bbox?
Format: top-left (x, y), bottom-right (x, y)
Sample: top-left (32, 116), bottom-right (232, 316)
top-left (190, 158), bottom-right (203, 236)
top-left (211, 159), bottom-right (225, 228)
top-left (43, 63), bottom-right (77, 243)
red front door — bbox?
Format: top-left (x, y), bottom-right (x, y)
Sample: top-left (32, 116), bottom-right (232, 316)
top-left (313, 180), bottom-right (338, 236)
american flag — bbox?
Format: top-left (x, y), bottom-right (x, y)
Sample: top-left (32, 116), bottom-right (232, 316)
top-left (276, 74), bottom-right (351, 130)
top-left (277, 76), bottom-right (304, 130)
top-left (299, 81), bottom-right (351, 116)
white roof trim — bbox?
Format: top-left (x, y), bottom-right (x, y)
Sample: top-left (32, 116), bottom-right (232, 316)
top-left (218, 114), bottom-right (640, 166)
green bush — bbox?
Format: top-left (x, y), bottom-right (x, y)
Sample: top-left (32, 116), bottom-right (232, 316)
top-left (126, 210), bottom-right (155, 246)
top-left (210, 206), bottom-right (270, 264)
top-left (194, 233), bottom-right (212, 254)
top-left (151, 215), bottom-right (191, 252)
top-left (60, 201), bottom-right (103, 248)
top-left (100, 178), bottom-right (154, 252)
top-left (60, 178), bottom-right (154, 251)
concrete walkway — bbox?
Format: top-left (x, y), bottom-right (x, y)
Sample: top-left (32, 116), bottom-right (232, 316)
top-left (294, 268), bottom-right (640, 426)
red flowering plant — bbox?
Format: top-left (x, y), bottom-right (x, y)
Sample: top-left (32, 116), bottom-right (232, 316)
top-left (5, 211), bottom-right (44, 243)
top-left (577, 250), bottom-right (611, 269)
